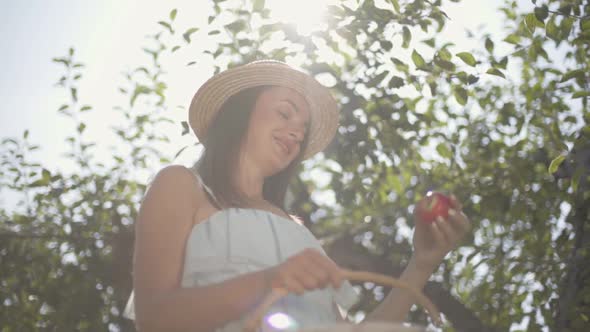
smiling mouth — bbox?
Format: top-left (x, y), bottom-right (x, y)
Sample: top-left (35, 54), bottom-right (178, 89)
top-left (273, 137), bottom-right (289, 154)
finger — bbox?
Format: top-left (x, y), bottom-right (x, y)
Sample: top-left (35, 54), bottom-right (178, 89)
top-left (448, 209), bottom-right (472, 233)
top-left (449, 194), bottom-right (463, 211)
top-left (430, 220), bottom-right (447, 246)
top-left (308, 252), bottom-right (344, 289)
top-left (282, 275), bottom-right (306, 295)
top-left (435, 216), bottom-right (454, 246)
top-left (298, 258), bottom-right (330, 289)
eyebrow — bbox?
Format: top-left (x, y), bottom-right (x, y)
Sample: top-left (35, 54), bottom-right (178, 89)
top-left (282, 99), bottom-right (310, 129)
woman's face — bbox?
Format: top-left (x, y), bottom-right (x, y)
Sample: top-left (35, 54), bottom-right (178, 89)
top-left (241, 86), bottom-right (311, 175)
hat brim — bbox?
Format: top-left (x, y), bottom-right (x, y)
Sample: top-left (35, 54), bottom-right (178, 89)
top-left (189, 61), bottom-right (339, 159)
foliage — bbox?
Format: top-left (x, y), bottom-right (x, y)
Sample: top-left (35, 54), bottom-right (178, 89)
top-left (1, 0), bottom-right (588, 330)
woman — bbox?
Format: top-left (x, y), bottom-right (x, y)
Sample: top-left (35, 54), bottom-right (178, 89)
top-left (124, 60), bottom-right (471, 331)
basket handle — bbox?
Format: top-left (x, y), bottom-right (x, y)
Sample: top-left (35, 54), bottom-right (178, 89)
top-left (242, 269), bottom-right (442, 332)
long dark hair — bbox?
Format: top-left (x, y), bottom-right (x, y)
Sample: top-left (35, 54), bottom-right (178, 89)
top-left (192, 86), bottom-right (310, 212)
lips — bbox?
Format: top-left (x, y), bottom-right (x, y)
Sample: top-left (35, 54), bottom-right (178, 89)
top-left (273, 137), bottom-right (291, 155)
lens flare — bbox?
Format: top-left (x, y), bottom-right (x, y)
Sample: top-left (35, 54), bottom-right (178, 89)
top-left (266, 312), bottom-right (298, 330)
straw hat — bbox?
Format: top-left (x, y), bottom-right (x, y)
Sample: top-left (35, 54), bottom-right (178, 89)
top-left (188, 60), bottom-right (340, 159)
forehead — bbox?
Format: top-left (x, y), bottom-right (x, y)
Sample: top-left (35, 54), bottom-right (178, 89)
top-left (261, 86), bottom-right (310, 120)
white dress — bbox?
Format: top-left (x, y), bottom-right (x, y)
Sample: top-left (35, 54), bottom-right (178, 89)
top-left (124, 170), bottom-right (359, 331)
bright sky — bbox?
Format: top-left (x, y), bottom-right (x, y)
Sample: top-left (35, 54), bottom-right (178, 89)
top-left (0, 0), bottom-right (505, 205)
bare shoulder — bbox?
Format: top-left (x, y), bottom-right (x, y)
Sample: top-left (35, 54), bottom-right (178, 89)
top-left (139, 165), bottom-right (207, 225)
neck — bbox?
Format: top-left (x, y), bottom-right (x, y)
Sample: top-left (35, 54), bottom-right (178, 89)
top-left (233, 154), bottom-right (266, 202)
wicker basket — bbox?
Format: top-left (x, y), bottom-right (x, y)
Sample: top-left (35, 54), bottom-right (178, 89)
top-left (243, 269), bottom-right (440, 332)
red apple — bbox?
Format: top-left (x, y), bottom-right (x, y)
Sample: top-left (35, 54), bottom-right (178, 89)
top-left (415, 191), bottom-right (452, 224)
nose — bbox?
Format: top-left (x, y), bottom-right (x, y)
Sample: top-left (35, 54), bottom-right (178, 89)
top-left (288, 125), bottom-right (305, 143)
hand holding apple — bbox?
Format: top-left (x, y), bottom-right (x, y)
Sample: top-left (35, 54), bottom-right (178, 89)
top-left (415, 191), bottom-right (452, 224)
top-left (411, 192), bottom-right (472, 271)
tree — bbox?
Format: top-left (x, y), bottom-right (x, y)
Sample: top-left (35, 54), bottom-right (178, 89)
top-left (1, 0), bottom-right (588, 330)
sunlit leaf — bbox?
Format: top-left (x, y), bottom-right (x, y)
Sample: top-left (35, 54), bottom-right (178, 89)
top-left (486, 68), bottom-right (506, 79)
top-left (169, 8), bottom-right (177, 21)
top-left (453, 86), bottom-right (468, 105)
top-left (485, 37), bottom-right (494, 53)
top-left (561, 69), bottom-right (585, 83)
top-left (183, 27), bottom-right (199, 43)
top-left (534, 5), bottom-right (549, 22)
top-left (158, 21), bottom-right (173, 34)
top-left (402, 26), bottom-right (411, 49)
top-left (548, 155), bottom-right (566, 174)
top-left (390, 0), bottom-right (400, 13)
top-left (525, 13), bottom-right (537, 34)
top-left (411, 49), bottom-right (426, 68)
top-left (572, 91), bottom-right (590, 99)
top-left (456, 52), bottom-right (476, 66)
top-left (503, 34), bottom-right (521, 44)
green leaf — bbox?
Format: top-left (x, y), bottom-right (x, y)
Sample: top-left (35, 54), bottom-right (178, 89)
top-left (70, 88), bottom-right (78, 102)
top-left (468, 74), bottom-right (479, 85)
top-left (434, 57), bottom-right (456, 71)
top-left (130, 85), bottom-right (151, 106)
top-left (253, 0), bottom-right (265, 12)
top-left (390, 0), bottom-right (400, 13)
top-left (436, 143), bottom-right (453, 158)
top-left (456, 52), bottom-right (476, 66)
top-left (485, 37), bottom-right (494, 53)
top-left (208, 30), bottom-right (221, 35)
top-left (157, 21), bottom-right (173, 34)
top-left (438, 48), bottom-right (452, 61)
top-left (525, 13), bottom-right (537, 34)
top-left (77, 123), bottom-right (86, 134)
top-left (187, 61), bottom-right (197, 66)
top-left (411, 49), bottom-right (426, 68)
top-left (486, 68), bottom-right (506, 79)
top-left (388, 76), bottom-right (404, 89)
top-left (504, 34), bottom-right (521, 44)
top-left (572, 91), bottom-right (590, 99)
top-left (534, 5), bottom-right (549, 22)
top-left (52, 57), bottom-right (70, 67)
top-left (546, 17), bottom-right (559, 40)
top-left (402, 26), bottom-right (411, 49)
top-left (561, 69), bottom-right (585, 83)
top-left (58, 104), bottom-right (69, 111)
top-left (561, 17), bottom-right (574, 38)
top-left (42, 168), bottom-right (51, 182)
top-left (183, 27), bottom-right (199, 43)
top-left (80, 105), bottom-right (92, 112)
top-left (581, 19), bottom-right (590, 32)
top-left (171, 45), bottom-right (181, 53)
top-left (23, 130), bottom-right (29, 139)
top-left (548, 155), bottom-right (566, 174)
top-left (169, 8), bottom-right (177, 21)
top-left (453, 86), bottom-right (468, 105)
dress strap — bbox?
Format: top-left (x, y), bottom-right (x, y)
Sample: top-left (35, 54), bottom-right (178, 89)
top-left (191, 169), bottom-right (221, 208)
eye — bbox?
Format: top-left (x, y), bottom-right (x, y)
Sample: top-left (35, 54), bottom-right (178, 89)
top-left (277, 105), bottom-right (291, 119)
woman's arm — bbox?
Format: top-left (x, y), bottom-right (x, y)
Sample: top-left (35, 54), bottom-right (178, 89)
top-left (363, 258), bottom-right (434, 322)
top-left (364, 196), bottom-right (471, 324)
top-left (132, 165), bottom-right (272, 331)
